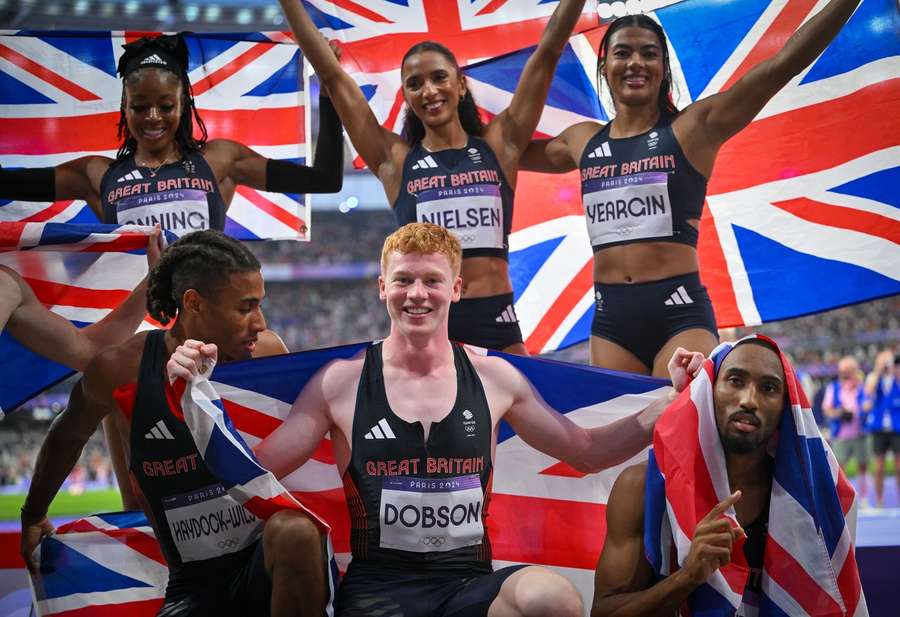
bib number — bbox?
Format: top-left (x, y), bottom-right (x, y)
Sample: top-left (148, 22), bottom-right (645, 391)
top-left (116, 189), bottom-right (209, 237)
top-left (379, 474), bottom-right (484, 553)
top-left (583, 172), bottom-right (672, 246)
top-left (163, 484), bottom-right (262, 562)
top-left (416, 184), bottom-right (504, 250)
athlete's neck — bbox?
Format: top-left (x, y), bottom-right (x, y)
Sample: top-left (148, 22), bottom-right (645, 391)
top-left (726, 450), bottom-right (773, 526)
top-left (421, 120), bottom-right (468, 152)
top-left (382, 332), bottom-right (455, 376)
top-left (608, 105), bottom-right (661, 139)
top-left (135, 144), bottom-right (180, 167)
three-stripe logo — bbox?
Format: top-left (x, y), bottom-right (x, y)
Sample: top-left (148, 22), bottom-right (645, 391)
top-left (664, 285), bottom-right (694, 306)
top-left (364, 418), bottom-right (396, 440)
top-left (586, 142), bottom-right (612, 159)
top-left (411, 156), bottom-right (438, 170)
top-left (144, 419), bottom-right (175, 440)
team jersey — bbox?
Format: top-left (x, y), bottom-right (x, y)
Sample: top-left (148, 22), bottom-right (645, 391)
top-left (100, 152), bottom-right (227, 235)
top-left (394, 137), bottom-right (514, 260)
top-left (579, 113), bottom-right (706, 252)
top-left (343, 342), bottom-right (495, 572)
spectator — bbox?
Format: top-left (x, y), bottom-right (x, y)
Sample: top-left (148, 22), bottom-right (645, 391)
top-left (864, 350), bottom-right (900, 508)
top-left (823, 356), bottom-right (870, 505)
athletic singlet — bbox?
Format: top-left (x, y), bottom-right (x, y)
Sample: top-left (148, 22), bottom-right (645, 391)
top-left (579, 113), bottom-right (706, 252)
top-left (736, 505), bottom-right (769, 617)
top-left (128, 330), bottom-right (262, 574)
top-left (394, 137), bottom-right (514, 260)
top-left (100, 152), bottom-right (227, 236)
top-left (343, 342), bottom-right (494, 572)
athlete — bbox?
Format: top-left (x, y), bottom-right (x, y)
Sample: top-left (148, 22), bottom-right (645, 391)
top-left (168, 222), bottom-right (704, 617)
top-left (0, 228), bottom-right (160, 414)
top-left (0, 32), bottom-right (342, 237)
top-left (276, 0), bottom-right (590, 354)
top-left (522, 0), bottom-right (861, 375)
top-left (20, 231), bottom-right (328, 617)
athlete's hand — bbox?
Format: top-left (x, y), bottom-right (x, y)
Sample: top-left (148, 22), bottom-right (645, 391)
top-left (637, 387), bottom-right (677, 433)
top-left (146, 225), bottom-right (162, 270)
top-left (668, 347), bottom-right (705, 392)
top-left (680, 491), bottom-right (745, 587)
top-left (20, 514), bottom-right (54, 574)
top-left (167, 339), bottom-right (218, 384)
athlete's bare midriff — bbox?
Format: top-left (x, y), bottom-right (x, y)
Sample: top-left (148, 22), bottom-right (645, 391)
top-left (593, 234), bottom-right (700, 284)
top-left (460, 256), bottom-right (513, 297)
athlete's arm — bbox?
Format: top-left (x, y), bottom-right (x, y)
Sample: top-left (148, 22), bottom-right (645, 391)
top-left (519, 122), bottom-right (599, 173)
top-left (0, 157), bottom-right (110, 218)
top-left (19, 352), bottom-right (121, 571)
top-left (277, 0), bottom-right (407, 191)
top-left (212, 95), bottom-right (344, 196)
top-left (0, 267), bottom-right (22, 333)
top-left (484, 0), bottom-right (587, 171)
top-left (593, 468), bottom-right (743, 617)
top-left (2, 229), bottom-right (160, 371)
top-left (677, 0), bottom-right (860, 169)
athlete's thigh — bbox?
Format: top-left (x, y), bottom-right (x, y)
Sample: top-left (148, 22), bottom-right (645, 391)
top-left (651, 328), bottom-right (718, 378)
top-left (591, 335), bottom-right (650, 374)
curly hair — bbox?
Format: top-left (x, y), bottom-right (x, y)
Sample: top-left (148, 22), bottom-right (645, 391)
top-left (381, 222), bottom-right (462, 276)
top-left (400, 41), bottom-right (484, 144)
top-left (147, 230), bottom-right (260, 325)
top-left (597, 15), bottom-right (678, 115)
top-left (115, 34), bottom-right (208, 161)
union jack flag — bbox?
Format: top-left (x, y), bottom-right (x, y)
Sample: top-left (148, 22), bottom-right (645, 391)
top-left (308, 0), bottom-right (900, 353)
top-left (0, 30), bottom-right (310, 241)
top-left (0, 222), bottom-right (171, 413)
top-left (646, 336), bottom-right (866, 615)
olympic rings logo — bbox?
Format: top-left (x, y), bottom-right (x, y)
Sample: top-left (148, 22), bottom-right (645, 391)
top-left (218, 537), bottom-right (240, 549)
top-left (465, 425), bottom-right (476, 433)
top-left (421, 536), bottom-right (446, 547)
top-left (459, 234), bottom-right (477, 244)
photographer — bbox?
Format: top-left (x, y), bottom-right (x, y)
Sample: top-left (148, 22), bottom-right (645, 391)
top-left (824, 355), bottom-right (870, 506)
top-left (864, 351), bottom-right (900, 508)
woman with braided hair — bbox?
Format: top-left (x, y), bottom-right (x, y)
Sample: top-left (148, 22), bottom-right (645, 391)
top-left (19, 231), bottom-right (334, 617)
top-left (0, 33), bottom-right (343, 236)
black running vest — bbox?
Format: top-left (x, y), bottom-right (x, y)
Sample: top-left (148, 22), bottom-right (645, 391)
top-left (100, 152), bottom-right (227, 235)
top-left (343, 342), bottom-right (494, 571)
top-left (394, 137), bottom-right (514, 260)
top-left (579, 114), bottom-right (706, 252)
top-left (128, 330), bottom-right (262, 574)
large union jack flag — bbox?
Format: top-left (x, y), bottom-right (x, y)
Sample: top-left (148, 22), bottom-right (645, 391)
top-left (0, 30), bottom-right (310, 241)
top-left (307, 0), bottom-right (900, 354)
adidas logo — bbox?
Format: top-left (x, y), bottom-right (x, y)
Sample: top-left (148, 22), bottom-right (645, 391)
top-left (587, 141), bottom-right (612, 159)
top-left (116, 170), bottom-right (144, 183)
top-left (495, 304), bottom-right (518, 324)
top-left (411, 156), bottom-right (438, 170)
top-left (144, 419), bottom-right (175, 440)
top-left (364, 418), bottom-right (396, 440)
top-left (664, 285), bottom-right (694, 306)
top-left (141, 54), bottom-right (166, 66)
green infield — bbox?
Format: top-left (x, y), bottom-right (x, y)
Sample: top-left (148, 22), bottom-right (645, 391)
top-left (0, 489), bottom-right (124, 522)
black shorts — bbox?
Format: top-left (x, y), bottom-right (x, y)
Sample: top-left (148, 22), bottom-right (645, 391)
top-left (158, 540), bottom-right (271, 617)
top-left (591, 272), bottom-right (718, 369)
top-left (336, 560), bottom-right (527, 617)
top-left (872, 431), bottom-right (900, 456)
top-left (448, 292), bottom-right (524, 351)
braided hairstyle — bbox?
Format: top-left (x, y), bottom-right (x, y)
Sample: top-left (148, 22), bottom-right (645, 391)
top-left (147, 230), bottom-right (260, 325)
top-left (597, 15), bottom-right (678, 115)
top-left (115, 33), bottom-right (208, 161)
top-left (400, 41), bottom-right (484, 144)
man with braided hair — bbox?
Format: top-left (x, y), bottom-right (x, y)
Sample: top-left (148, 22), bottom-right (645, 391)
top-left (20, 230), bottom-right (330, 617)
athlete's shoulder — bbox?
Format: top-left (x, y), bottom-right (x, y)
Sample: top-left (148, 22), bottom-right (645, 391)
top-left (318, 347), bottom-right (367, 397)
top-left (85, 331), bottom-right (150, 392)
top-left (466, 348), bottom-right (522, 384)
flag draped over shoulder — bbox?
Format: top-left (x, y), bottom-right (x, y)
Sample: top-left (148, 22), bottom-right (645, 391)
top-left (309, 0), bottom-right (900, 352)
top-left (166, 342), bottom-right (667, 606)
top-left (644, 335), bottom-right (866, 616)
top-left (0, 30), bottom-right (310, 241)
top-left (0, 222), bottom-right (168, 413)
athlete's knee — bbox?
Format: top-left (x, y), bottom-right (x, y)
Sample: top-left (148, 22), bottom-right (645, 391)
top-left (262, 511), bottom-right (322, 566)
top-left (509, 568), bottom-right (583, 617)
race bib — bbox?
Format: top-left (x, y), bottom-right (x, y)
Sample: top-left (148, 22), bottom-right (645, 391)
top-left (163, 483), bottom-right (262, 562)
top-left (379, 474), bottom-right (484, 553)
top-left (416, 184), bottom-right (504, 250)
top-left (116, 189), bottom-right (209, 237)
top-left (583, 172), bottom-right (672, 247)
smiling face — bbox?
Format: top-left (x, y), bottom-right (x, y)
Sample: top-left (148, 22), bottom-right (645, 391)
top-left (714, 342), bottom-right (786, 455)
top-left (401, 50), bottom-right (467, 131)
top-left (379, 250), bottom-right (461, 341)
top-left (186, 270), bottom-right (268, 362)
top-left (601, 25), bottom-right (666, 110)
top-left (123, 68), bottom-right (183, 157)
